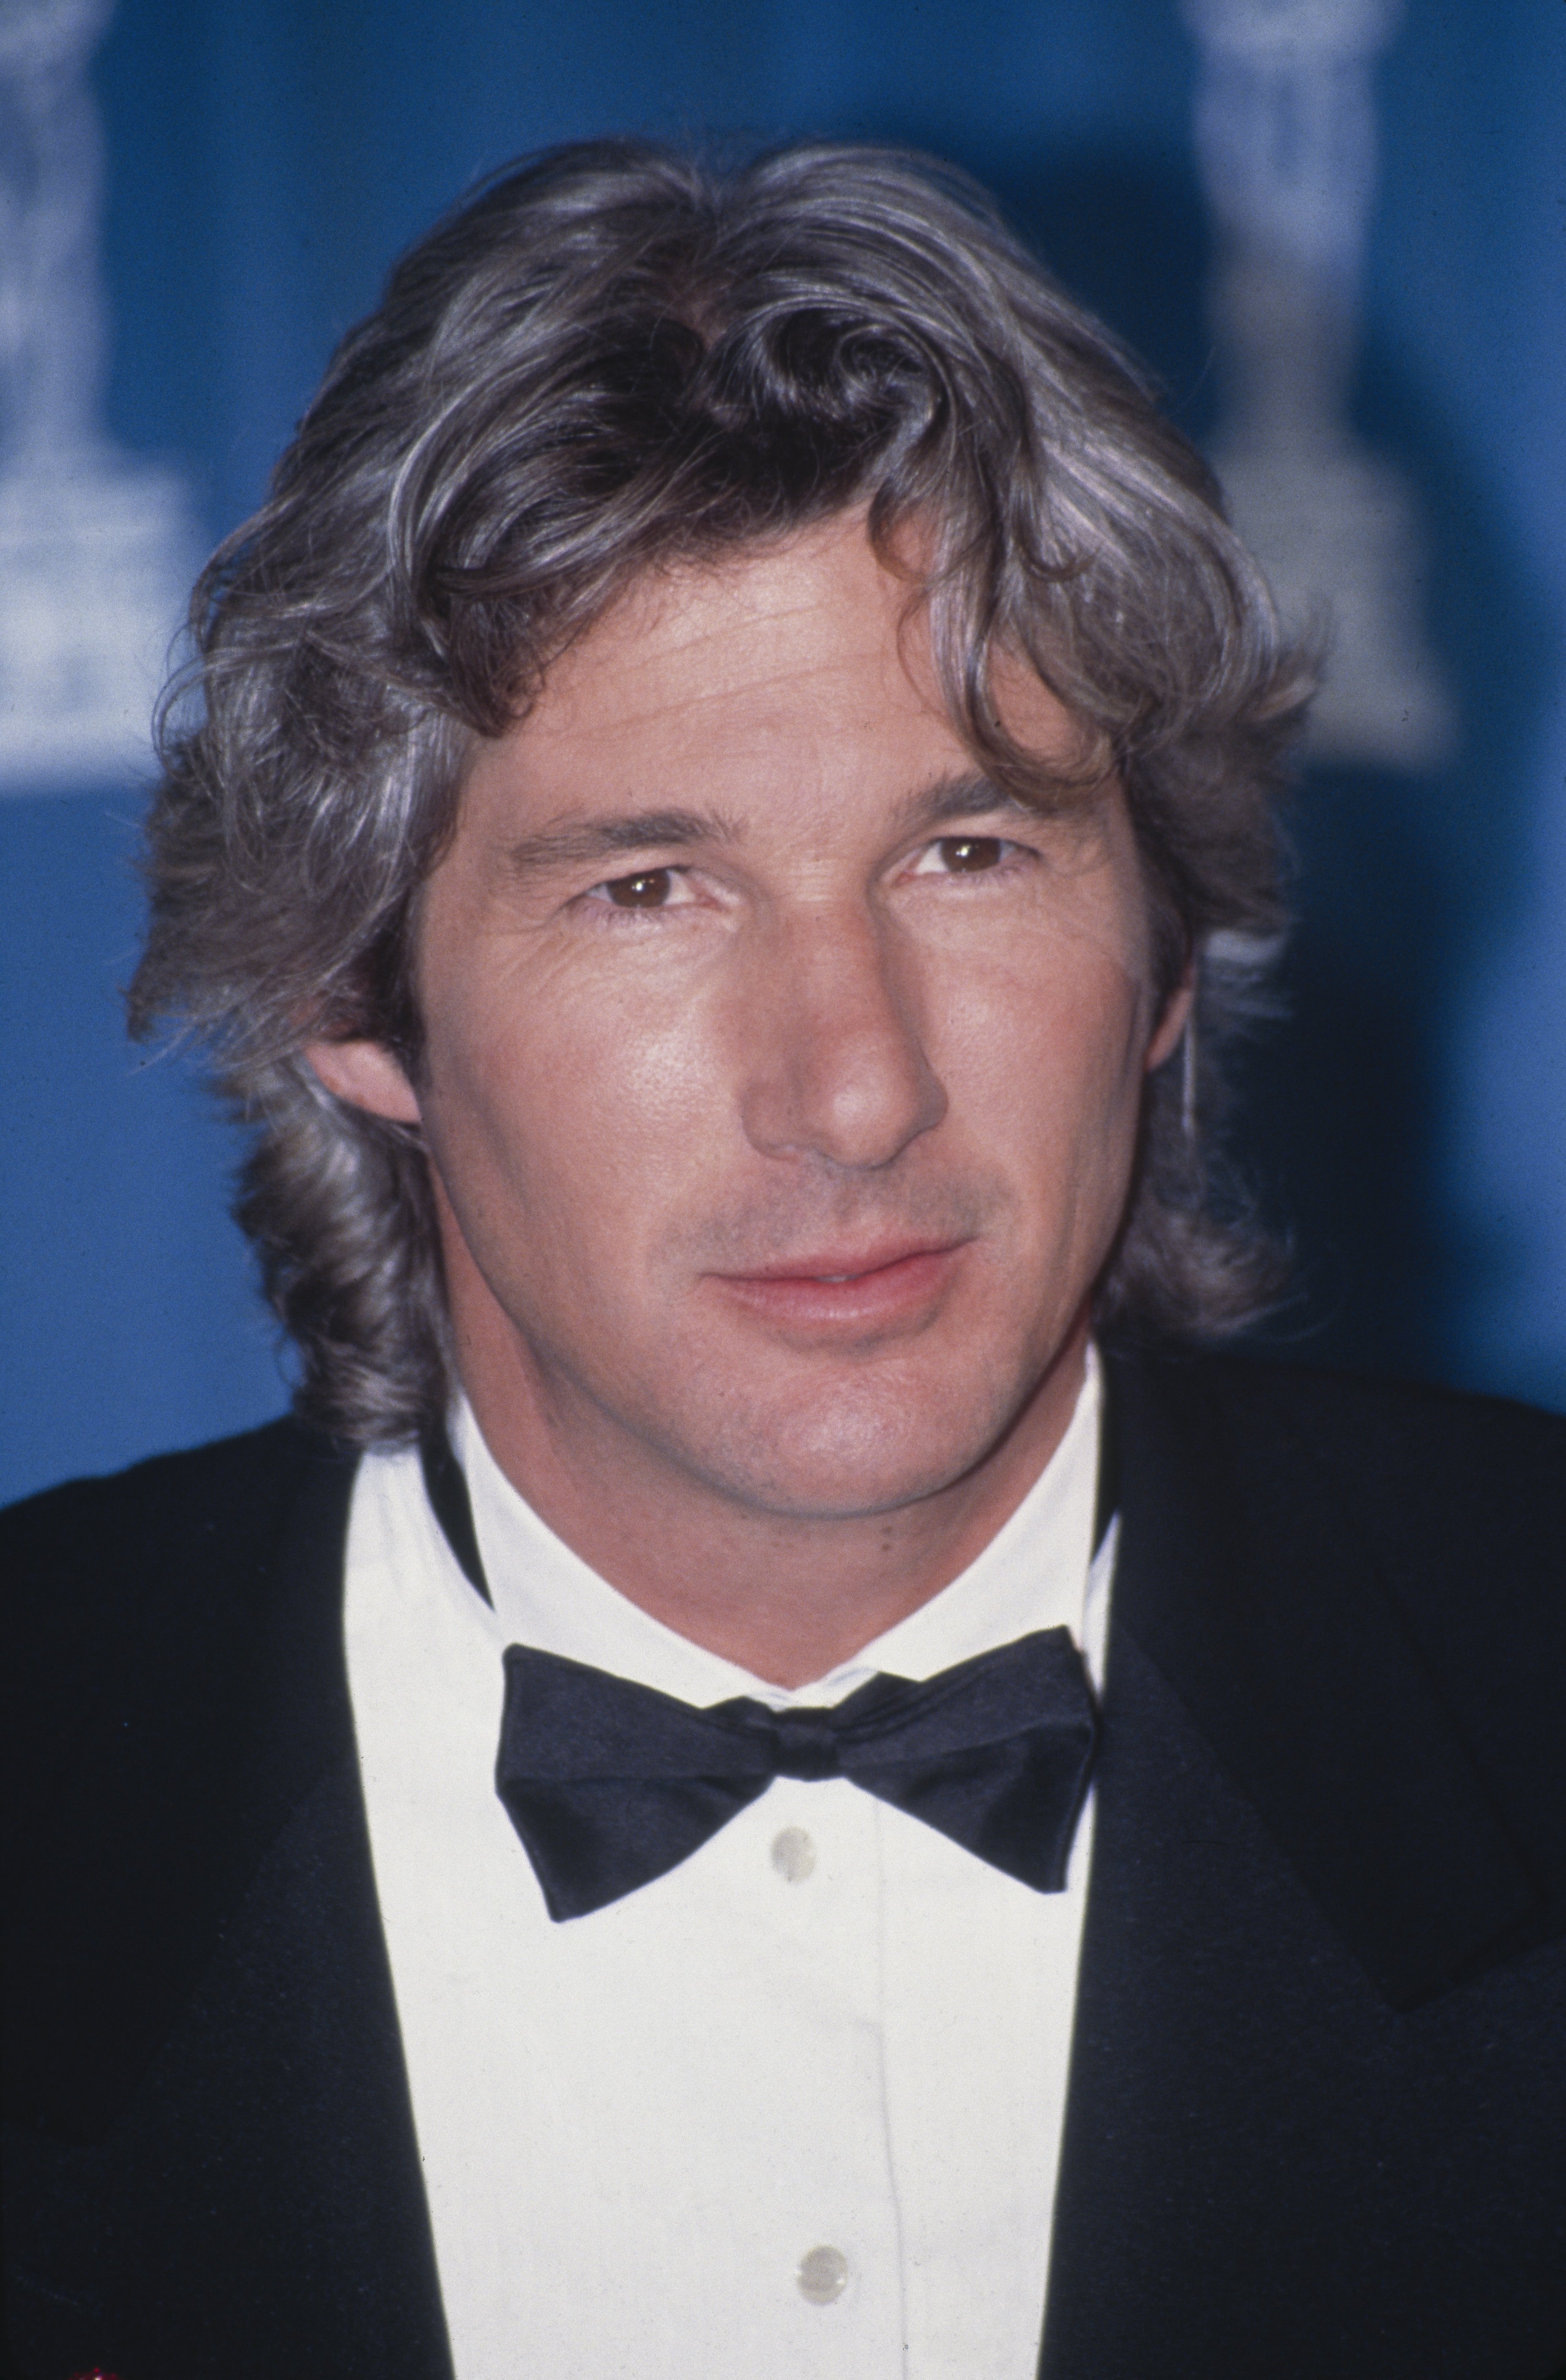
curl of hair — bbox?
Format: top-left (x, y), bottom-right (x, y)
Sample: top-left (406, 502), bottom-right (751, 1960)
top-left (130, 137), bottom-right (1313, 1445)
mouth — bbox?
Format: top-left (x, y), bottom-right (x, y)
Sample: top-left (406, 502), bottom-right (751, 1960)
top-left (705, 1240), bottom-right (969, 1333)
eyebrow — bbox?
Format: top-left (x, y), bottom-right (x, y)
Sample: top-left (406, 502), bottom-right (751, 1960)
top-left (893, 773), bottom-right (1041, 833)
top-left (503, 808), bottom-right (745, 876)
top-left (500, 775), bottom-right (1037, 879)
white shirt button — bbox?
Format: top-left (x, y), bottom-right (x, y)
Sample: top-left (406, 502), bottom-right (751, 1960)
top-left (770, 1825), bottom-right (816, 1882)
top-left (796, 2244), bottom-right (850, 2304)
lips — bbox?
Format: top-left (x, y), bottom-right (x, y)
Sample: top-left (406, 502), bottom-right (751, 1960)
top-left (706, 1241), bottom-right (967, 1332)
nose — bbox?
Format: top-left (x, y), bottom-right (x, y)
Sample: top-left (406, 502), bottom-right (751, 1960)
top-left (736, 902), bottom-right (947, 1170)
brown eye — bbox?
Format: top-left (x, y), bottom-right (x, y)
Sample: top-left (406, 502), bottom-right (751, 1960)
top-left (605, 869), bottom-right (674, 908)
top-left (938, 836), bottom-right (1004, 872)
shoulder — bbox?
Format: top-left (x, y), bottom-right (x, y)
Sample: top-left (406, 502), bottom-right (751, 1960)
top-left (3, 1417), bottom-right (369, 1680)
top-left (3, 1414), bottom-right (362, 1782)
top-left (3, 1421), bottom-right (366, 2136)
top-left (1110, 1333), bottom-right (1566, 1450)
top-left (1104, 1343), bottom-right (1566, 1720)
top-left (1106, 1340), bottom-right (1565, 1576)
top-left (1, 1415), bottom-right (348, 1585)
top-left (3, 1416), bottom-right (362, 1756)
top-left (3, 1418), bottom-right (361, 1744)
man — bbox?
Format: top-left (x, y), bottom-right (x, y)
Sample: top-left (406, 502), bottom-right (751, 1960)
top-left (3, 140), bottom-right (1563, 2380)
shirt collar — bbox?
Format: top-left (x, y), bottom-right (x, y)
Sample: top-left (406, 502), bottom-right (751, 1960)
top-left (454, 1344), bottom-right (1102, 1710)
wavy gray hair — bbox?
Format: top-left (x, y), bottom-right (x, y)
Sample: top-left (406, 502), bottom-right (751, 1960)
top-left (130, 138), bottom-right (1312, 1445)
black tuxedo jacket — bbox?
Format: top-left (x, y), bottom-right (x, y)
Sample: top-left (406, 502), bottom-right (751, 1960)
top-left (5, 1348), bottom-right (1566, 2379)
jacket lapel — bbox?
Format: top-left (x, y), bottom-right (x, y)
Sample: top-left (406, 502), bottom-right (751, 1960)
top-left (5, 1425), bottom-right (453, 2380)
top-left (1102, 1346), bottom-right (1541, 2008)
top-left (1039, 1349), bottom-right (1565, 2379)
top-left (89, 1751), bottom-right (455, 2379)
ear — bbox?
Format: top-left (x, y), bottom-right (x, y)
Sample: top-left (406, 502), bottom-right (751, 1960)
top-left (303, 1036), bottom-right (423, 1124)
top-left (1144, 968), bottom-right (1194, 1074)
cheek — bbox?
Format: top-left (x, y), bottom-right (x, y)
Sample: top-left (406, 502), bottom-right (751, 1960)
top-left (419, 941), bottom-right (732, 1238)
top-left (935, 933), bottom-right (1151, 1155)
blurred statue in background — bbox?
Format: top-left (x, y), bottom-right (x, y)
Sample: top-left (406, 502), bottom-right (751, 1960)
top-left (0, 0), bottom-right (192, 790)
top-left (1186, 0), bottom-right (1454, 766)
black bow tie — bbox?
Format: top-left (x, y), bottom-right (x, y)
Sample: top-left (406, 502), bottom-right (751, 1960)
top-left (420, 1429), bottom-right (1103, 1922)
top-left (493, 1632), bottom-right (1100, 1920)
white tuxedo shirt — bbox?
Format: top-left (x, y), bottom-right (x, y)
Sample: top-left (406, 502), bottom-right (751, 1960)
top-left (344, 1350), bottom-right (1112, 2380)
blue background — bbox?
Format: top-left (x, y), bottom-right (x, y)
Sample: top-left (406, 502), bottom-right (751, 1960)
top-left (4, 0), bottom-right (1563, 1502)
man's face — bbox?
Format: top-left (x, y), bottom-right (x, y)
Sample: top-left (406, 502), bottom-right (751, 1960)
top-left (335, 514), bottom-right (1184, 1521)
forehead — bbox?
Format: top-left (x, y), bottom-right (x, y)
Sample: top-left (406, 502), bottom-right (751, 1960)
top-left (526, 520), bottom-right (935, 761)
top-left (462, 513), bottom-right (1085, 832)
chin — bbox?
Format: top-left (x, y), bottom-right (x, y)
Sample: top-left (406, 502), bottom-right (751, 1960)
top-left (668, 1364), bottom-right (1027, 1521)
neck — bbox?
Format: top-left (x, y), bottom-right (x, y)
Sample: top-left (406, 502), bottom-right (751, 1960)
top-left (449, 1309), bottom-right (1091, 1691)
